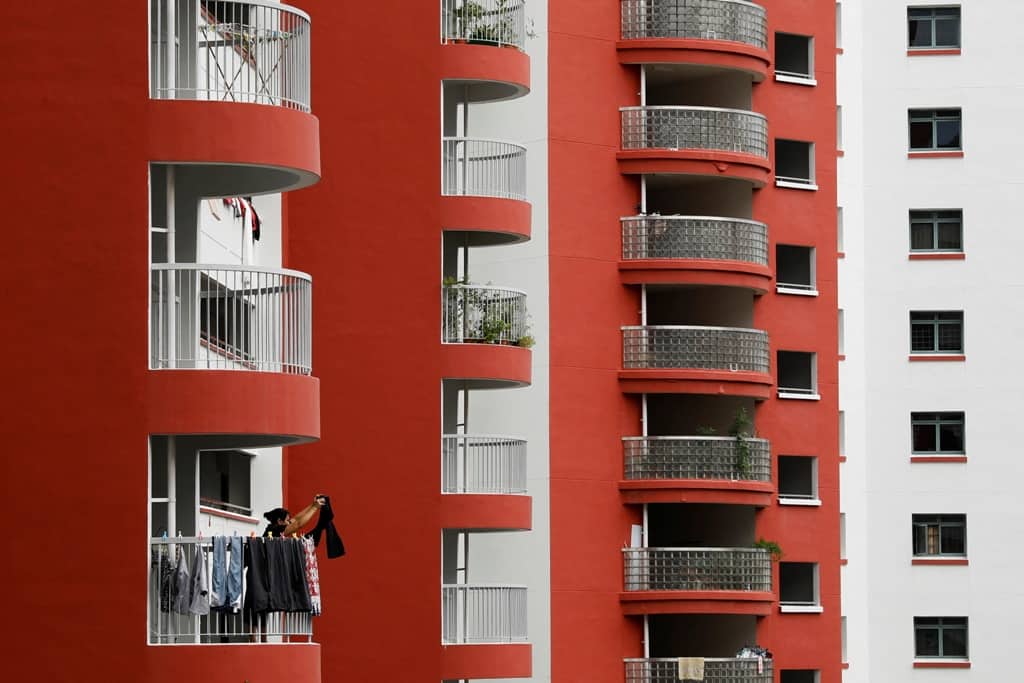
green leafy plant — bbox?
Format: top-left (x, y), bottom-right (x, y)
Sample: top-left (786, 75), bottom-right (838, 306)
top-left (481, 315), bottom-right (511, 343)
top-left (516, 334), bottom-right (535, 348)
top-left (694, 425), bottom-right (718, 436)
top-left (754, 538), bottom-right (783, 562)
top-left (728, 407), bottom-right (753, 477)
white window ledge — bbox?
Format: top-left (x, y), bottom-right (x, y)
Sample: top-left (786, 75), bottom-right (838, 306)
top-left (778, 391), bottom-right (821, 401)
top-left (780, 604), bottom-right (824, 614)
top-left (779, 497), bottom-right (822, 507)
top-left (776, 286), bottom-right (819, 297)
top-left (775, 180), bottom-right (819, 191)
top-left (775, 73), bottom-right (818, 87)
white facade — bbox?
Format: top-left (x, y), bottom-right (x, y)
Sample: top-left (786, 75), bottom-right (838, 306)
top-left (839, 1), bottom-right (1024, 679)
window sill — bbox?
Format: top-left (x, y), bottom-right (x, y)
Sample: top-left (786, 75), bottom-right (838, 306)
top-left (909, 252), bottom-right (965, 260)
top-left (912, 558), bottom-right (968, 566)
top-left (775, 73), bottom-right (817, 86)
top-left (908, 151), bottom-right (964, 159)
top-left (778, 391), bottom-right (821, 401)
top-left (909, 354), bottom-right (965, 362)
top-left (907, 48), bottom-right (961, 57)
top-left (913, 660), bottom-right (970, 669)
top-left (775, 180), bottom-right (819, 191)
top-left (199, 505), bottom-right (260, 524)
top-left (911, 455), bottom-right (967, 463)
top-left (779, 497), bottom-right (822, 507)
top-left (776, 286), bottom-right (819, 297)
top-left (780, 604), bottom-right (824, 614)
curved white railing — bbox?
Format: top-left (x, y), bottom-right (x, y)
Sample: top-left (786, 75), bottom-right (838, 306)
top-left (625, 657), bottom-right (774, 683)
top-left (151, 0), bottom-right (311, 112)
top-left (442, 137), bottom-right (528, 201)
top-left (621, 215), bottom-right (768, 264)
top-left (442, 284), bottom-right (530, 345)
top-left (622, 325), bottom-right (770, 373)
top-left (442, 434), bottom-right (528, 494)
top-left (620, 0), bottom-right (768, 49)
top-left (441, 0), bottom-right (527, 49)
top-left (151, 263), bottom-right (312, 375)
top-left (620, 106), bottom-right (768, 157)
top-left (442, 584), bottom-right (528, 643)
top-left (623, 547), bottom-right (772, 591)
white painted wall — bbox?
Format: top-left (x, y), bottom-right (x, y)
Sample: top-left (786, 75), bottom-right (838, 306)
top-left (841, 1), bottom-right (1024, 679)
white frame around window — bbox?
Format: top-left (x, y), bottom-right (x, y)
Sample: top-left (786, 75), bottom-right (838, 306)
top-left (912, 513), bottom-right (967, 557)
top-left (910, 310), bottom-right (963, 354)
top-left (198, 449), bottom-right (255, 517)
top-left (775, 139), bottom-right (817, 190)
top-left (914, 616), bottom-right (968, 659)
top-left (776, 244), bottom-right (818, 296)
top-left (909, 209), bottom-right (963, 253)
top-left (907, 6), bottom-right (961, 50)
top-left (779, 561), bottom-right (822, 612)
top-left (909, 108), bottom-right (962, 152)
top-left (778, 351), bottom-right (820, 400)
top-left (778, 455), bottom-right (820, 505)
top-left (911, 411), bottom-right (965, 455)
top-left (774, 32), bottom-right (816, 85)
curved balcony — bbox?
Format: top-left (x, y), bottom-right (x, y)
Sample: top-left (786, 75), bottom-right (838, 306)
top-left (621, 436), bottom-right (772, 505)
top-left (621, 547), bottom-right (773, 615)
top-left (440, 0), bottom-right (531, 102)
top-left (441, 434), bottom-right (531, 531)
top-left (620, 326), bottom-right (772, 398)
top-left (441, 284), bottom-right (532, 387)
top-left (441, 137), bottom-right (531, 244)
top-left (148, 1), bottom-right (319, 194)
top-left (617, 107), bottom-right (770, 186)
top-left (620, 215), bottom-right (770, 290)
top-left (618, 0), bottom-right (770, 79)
top-left (625, 657), bottom-right (773, 683)
top-left (441, 584), bottom-right (532, 679)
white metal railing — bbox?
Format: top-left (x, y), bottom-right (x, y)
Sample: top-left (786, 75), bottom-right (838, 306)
top-left (620, 0), bottom-right (767, 49)
top-left (149, 537), bottom-right (312, 644)
top-left (623, 436), bottom-right (771, 481)
top-left (621, 106), bottom-right (768, 158)
top-left (442, 284), bottom-right (529, 345)
top-left (623, 547), bottom-right (772, 592)
top-left (441, 0), bottom-right (527, 49)
top-left (622, 325), bottom-right (770, 373)
top-left (625, 657), bottom-right (773, 683)
top-left (621, 215), bottom-right (768, 264)
top-left (151, 0), bottom-right (311, 112)
top-left (441, 584), bottom-right (528, 643)
top-left (151, 263), bottom-right (312, 374)
top-left (442, 138), bottom-right (528, 201)
top-left (442, 434), bottom-right (528, 494)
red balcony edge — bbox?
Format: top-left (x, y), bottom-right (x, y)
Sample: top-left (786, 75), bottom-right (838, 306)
top-left (620, 259), bottom-right (772, 292)
top-left (441, 643), bottom-right (532, 680)
top-left (615, 39), bottom-right (770, 81)
top-left (620, 591), bottom-right (774, 616)
top-left (440, 493), bottom-right (532, 531)
top-left (441, 343), bottom-right (532, 388)
top-left (440, 43), bottom-right (530, 102)
top-left (620, 479), bottom-right (773, 507)
top-left (441, 195), bottom-right (532, 244)
top-left (619, 369), bottom-right (773, 399)
top-left (144, 643), bottom-right (321, 683)
top-left (616, 150), bottom-right (771, 187)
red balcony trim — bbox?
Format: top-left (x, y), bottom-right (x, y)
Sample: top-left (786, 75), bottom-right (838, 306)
top-left (616, 150), bottom-right (771, 188)
top-left (615, 39), bottom-right (770, 81)
top-left (912, 558), bottom-right (968, 566)
top-left (441, 643), bottom-right (532, 680)
top-left (909, 253), bottom-right (965, 260)
top-left (619, 259), bottom-right (772, 292)
top-left (619, 369), bottom-right (773, 399)
top-left (907, 49), bottom-right (961, 57)
top-left (440, 343), bottom-right (532, 388)
top-left (439, 43), bottom-right (530, 101)
top-left (910, 456), bottom-right (967, 463)
top-left (620, 590), bottom-right (774, 616)
top-left (908, 151), bottom-right (964, 159)
top-left (620, 479), bottom-right (774, 507)
top-left (908, 354), bottom-right (965, 362)
top-left (440, 493), bottom-right (532, 531)
top-left (441, 195), bottom-right (532, 244)
top-left (913, 661), bottom-right (970, 669)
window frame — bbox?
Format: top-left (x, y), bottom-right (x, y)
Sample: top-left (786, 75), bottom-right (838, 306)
top-left (779, 562), bottom-right (821, 611)
top-left (910, 310), bottom-right (963, 354)
top-left (908, 108), bottom-right (962, 152)
top-left (907, 6), bottom-right (961, 50)
top-left (914, 617), bottom-right (968, 659)
top-left (912, 514), bottom-right (967, 557)
top-left (777, 351), bottom-right (819, 399)
top-left (909, 209), bottom-right (963, 253)
top-left (199, 449), bottom-right (255, 517)
top-left (911, 411), bottom-right (965, 455)
top-left (778, 455), bottom-right (820, 504)
top-left (775, 32), bottom-right (816, 84)
top-left (775, 139), bottom-right (817, 189)
top-left (776, 244), bottom-right (817, 295)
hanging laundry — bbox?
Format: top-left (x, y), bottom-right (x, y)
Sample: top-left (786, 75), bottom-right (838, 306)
top-left (307, 495), bottom-right (346, 559)
top-left (226, 535), bottom-right (244, 613)
top-left (189, 542), bottom-right (210, 616)
top-left (172, 545), bottom-right (192, 615)
top-left (300, 536), bottom-right (322, 616)
top-left (150, 547), bottom-right (174, 613)
top-left (210, 536), bottom-right (227, 609)
top-left (244, 537), bottom-right (272, 615)
top-left (242, 196), bottom-right (261, 241)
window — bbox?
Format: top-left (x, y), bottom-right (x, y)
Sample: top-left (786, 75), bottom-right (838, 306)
top-left (199, 274), bottom-right (252, 359)
top-left (909, 109), bottom-right (962, 151)
top-left (781, 671), bottom-right (819, 683)
top-left (776, 245), bottom-right (816, 293)
top-left (910, 311), bottom-right (963, 354)
top-left (778, 351), bottom-right (818, 398)
top-left (913, 514), bottom-right (966, 556)
top-left (779, 562), bottom-right (820, 610)
top-left (778, 456), bottom-right (818, 502)
top-left (199, 450), bottom-right (253, 516)
top-left (775, 33), bottom-right (814, 82)
top-left (775, 140), bottom-right (816, 188)
top-left (908, 7), bottom-right (961, 49)
top-left (910, 210), bottom-right (963, 252)
top-left (911, 412), bottom-right (965, 455)
top-left (914, 617), bottom-right (968, 659)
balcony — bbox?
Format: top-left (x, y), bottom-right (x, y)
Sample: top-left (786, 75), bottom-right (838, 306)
top-left (621, 436), bottom-right (772, 505)
top-left (624, 657), bottom-right (773, 683)
top-left (621, 547), bottom-right (774, 615)
top-left (439, 0), bottom-right (531, 103)
top-left (441, 435), bottom-right (531, 531)
top-left (441, 137), bottom-right (531, 243)
top-left (618, 107), bottom-right (770, 185)
top-left (441, 284), bottom-right (532, 387)
top-left (441, 585), bottom-right (531, 679)
top-left (148, 1), bottom-right (319, 194)
top-left (620, 215), bottom-right (770, 290)
top-left (618, 0), bottom-right (770, 78)
top-left (441, 0), bottom-right (527, 49)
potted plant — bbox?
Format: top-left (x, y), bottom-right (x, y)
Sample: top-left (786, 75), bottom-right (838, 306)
top-left (754, 538), bottom-right (783, 561)
top-left (728, 407), bottom-right (754, 477)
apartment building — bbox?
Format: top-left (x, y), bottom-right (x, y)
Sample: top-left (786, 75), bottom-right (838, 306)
top-left (838, 2), bottom-right (1024, 680)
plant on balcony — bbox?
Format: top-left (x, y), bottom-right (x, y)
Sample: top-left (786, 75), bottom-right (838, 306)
top-left (694, 424), bottom-right (717, 436)
top-left (517, 334), bottom-right (535, 348)
top-left (728, 407), bottom-right (754, 477)
top-left (465, 0), bottom-right (518, 46)
top-left (754, 538), bottom-right (783, 561)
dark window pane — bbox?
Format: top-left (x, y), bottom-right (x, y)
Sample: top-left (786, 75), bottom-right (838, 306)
top-left (916, 627), bottom-right (939, 656)
top-left (913, 424), bottom-right (937, 452)
top-left (911, 323), bottom-right (936, 351)
top-left (943, 627), bottom-right (968, 657)
top-left (938, 423), bottom-right (964, 452)
top-left (941, 525), bottom-right (965, 554)
top-left (908, 19), bottom-right (930, 47)
top-left (910, 121), bottom-right (934, 149)
top-left (937, 223), bottom-right (961, 249)
top-left (911, 222), bottom-right (935, 250)
top-left (937, 312), bottom-right (962, 321)
top-left (935, 19), bottom-right (959, 47)
top-left (937, 324), bottom-right (962, 351)
top-left (936, 120), bottom-right (961, 148)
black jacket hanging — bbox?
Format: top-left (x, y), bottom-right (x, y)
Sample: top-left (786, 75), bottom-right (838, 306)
top-left (307, 496), bottom-right (346, 559)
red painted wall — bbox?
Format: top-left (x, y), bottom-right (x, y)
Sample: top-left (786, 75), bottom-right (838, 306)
top-left (286, 1), bottom-right (444, 682)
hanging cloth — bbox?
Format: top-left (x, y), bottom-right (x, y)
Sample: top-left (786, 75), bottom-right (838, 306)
top-left (210, 536), bottom-right (227, 609)
top-left (306, 495), bottom-right (346, 559)
top-left (172, 546), bottom-right (192, 615)
top-left (300, 536), bottom-right (322, 616)
top-left (241, 196), bottom-right (261, 241)
top-left (226, 535), bottom-right (244, 613)
top-left (244, 537), bottom-right (272, 615)
top-left (189, 542), bottom-right (210, 616)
